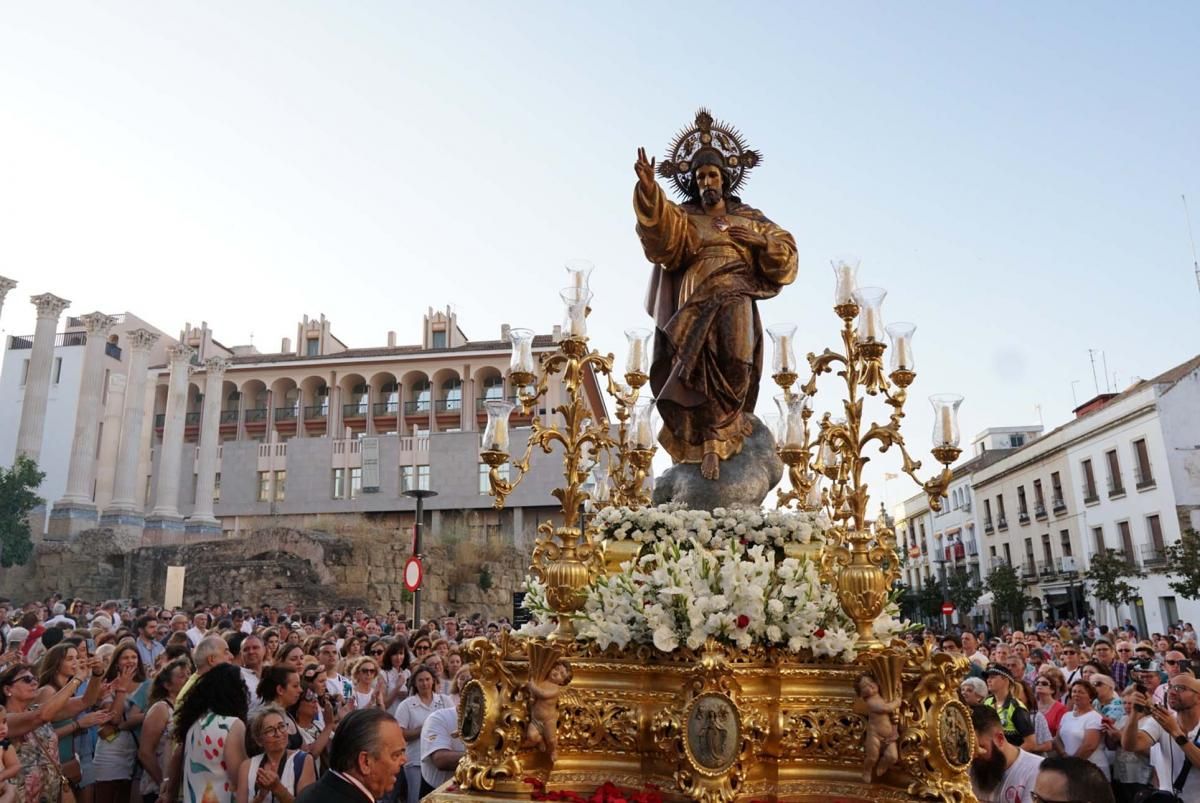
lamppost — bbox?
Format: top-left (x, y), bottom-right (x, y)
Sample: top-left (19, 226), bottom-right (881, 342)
top-left (933, 554), bottom-right (949, 632)
top-left (403, 487), bottom-right (438, 628)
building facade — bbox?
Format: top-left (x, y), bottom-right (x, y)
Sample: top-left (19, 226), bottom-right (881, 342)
top-left (1, 301), bottom-right (606, 554)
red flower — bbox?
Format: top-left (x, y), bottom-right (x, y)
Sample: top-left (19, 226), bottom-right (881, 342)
top-left (813, 627), bottom-right (826, 638)
top-left (736, 614), bottom-right (750, 629)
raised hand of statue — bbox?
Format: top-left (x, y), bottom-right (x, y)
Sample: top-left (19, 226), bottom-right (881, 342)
top-left (635, 147), bottom-right (657, 193)
top-left (726, 225), bottom-right (767, 250)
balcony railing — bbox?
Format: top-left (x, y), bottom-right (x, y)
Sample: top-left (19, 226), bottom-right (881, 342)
top-left (104, 342), bottom-right (122, 361)
top-left (1140, 543), bottom-right (1168, 567)
top-left (184, 412), bottom-right (200, 427)
top-left (1021, 561), bottom-right (1037, 579)
top-left (997, 516), bottom-right (1008, 531)
top-left (405, 400), bottom-right (431, 415)
top-left (1082, 483), bottom-right (1099, 504)
top-left (1052, 496), bottom-right (1067, 514)
top-left (1108, 478), bottom-right (1126, 498)
top-left (373, 401), bottom-right (400, 415)
top-left (1135, 467), bottom-right (1156, 491)
top-left (244, 408), bottom-right (268, 423)
top-left (303, 405), bottom-right (327, 421)
top-left (275, 407), bottom-right (298, 422)
top-left (984, 518), bottom-right (994, 534)
top-left (8, 331), bottom-right (88, 350)
top-left (435, 398), bottom-right (462, 413)
top-left (343, 403), bottom-right (368, 418)
top-left (220, 410), bottom-right (239, 425)
top-left (1034, 503), bottom-right (1047, 521)
top-left (1018, 510), bottom-right (1030, 525)
top-left (154, 413), bottom-right (164, 428)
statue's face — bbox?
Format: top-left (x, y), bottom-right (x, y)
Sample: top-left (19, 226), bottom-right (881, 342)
top-left (694, 164), bottom-right (724, 208)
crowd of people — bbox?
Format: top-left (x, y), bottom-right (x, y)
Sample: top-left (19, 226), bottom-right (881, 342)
top-left (5, 594), bottom-right (1200, 803)
top-left (0, 596), bottom-right (510, 803)
top-left (943, 618), bottom-right (1200, 802)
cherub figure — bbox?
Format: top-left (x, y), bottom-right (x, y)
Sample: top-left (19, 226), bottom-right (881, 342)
top-left (525, 658), bottom-right (572, 763)
top-left (855, 672), bottom-right (900, 784)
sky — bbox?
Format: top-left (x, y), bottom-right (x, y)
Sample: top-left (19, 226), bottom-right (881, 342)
top-left (2, 2), bottom-right (1198, 510)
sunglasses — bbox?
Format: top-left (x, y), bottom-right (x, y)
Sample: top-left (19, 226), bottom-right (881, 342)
top-left (12, 675), bottom-right (36, 685)
top-left (1062, 650), bottom-right (1077, 655)
top-left (371, 649), bottom-right (385, 656)
top-left (1166, 660), bottom-right (1181, 666)
top-left (1035, 681), bottom-right (1053, 687)
top-left (358, 668), bottom-right (377, 675)
top-left (1117, 648), bottom-right (1133, 653)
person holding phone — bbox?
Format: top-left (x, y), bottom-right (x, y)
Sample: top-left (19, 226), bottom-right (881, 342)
top-left (1123, 674), bottom-right (1200, 801)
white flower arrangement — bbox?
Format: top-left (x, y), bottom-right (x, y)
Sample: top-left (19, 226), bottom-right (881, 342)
top-left (517, 505), bottom-right (908, 660)
top-left (593, 503), bottom-right (830, 552)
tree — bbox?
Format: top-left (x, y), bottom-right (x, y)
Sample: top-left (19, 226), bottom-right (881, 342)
top-left (986, 562), bottom-right (1029, 628)
top-left (0, 456), bottom-right (45, 567)
top-left (946, 569), bottom-right (983, 619)
top-left (1085, 548), bottom-right (1145, 623)
top-left (1164, 529), bottom-right (1200, 601)
top-left (917, 582), bottom-right (944, 623)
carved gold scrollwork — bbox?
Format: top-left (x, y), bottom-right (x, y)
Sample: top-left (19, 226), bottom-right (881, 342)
top-left (555, 689), bottom-right (639, 752)
top-left (454, 635), bottom-right (529, 793)
top-left (778, 706), bottom-right (866, 761)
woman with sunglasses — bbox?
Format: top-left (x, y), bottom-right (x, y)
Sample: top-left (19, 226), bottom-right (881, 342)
top-left (0, 660), bottom-right (97, 803)
top-left (1034, 667), bottom-right (1067, 736)
top-left (347, 658), bottom-right (384, 710)
top-left (289, 670), bottom-right (335, 772)
top-left (236, 706), bottom-right (315, 803)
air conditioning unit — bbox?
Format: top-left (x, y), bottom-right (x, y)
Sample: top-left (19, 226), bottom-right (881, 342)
top-left (1059, 556), bottom-right (1077, 573)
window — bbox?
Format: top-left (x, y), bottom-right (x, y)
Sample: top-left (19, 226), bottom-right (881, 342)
top-left (101, 369), bottom-right (111, 405)
top-left (274, 470), bottom-right (286, 502)
top-left (984, 498), bottom-right (993, 527)
top-left (1133, 439), bottom-right (1155, 488)
top-left (257, 471), bottom-right (270, 502)
top-left (417, 464), bottom-right (430, 490)
top-left (1017, 486), bottom-right (1028, 517)
top-left (1147, 515), bottom-right (1165, 551)
top-left (479, 462), bottom-right (511, 494)
top-left (1118, 521), bottom-right (1135, 559)
top-left (483, 376), bottom-right (504, 401)
top-left (1081, 459), bottom-right (1098, 502)
top-left (1041, 533), bottom-right (1053, 565)
top-left (431, 330), bottom-right (447, 349)
top-left (332, 468), bottom-right (346, 499)
top-left (442, 379), bottom-right (462, 411)
top-left (1010, 434), bottom-right (1025, 448)
top-left (1060, 530), bottom-right (1072, 557)
top-left (1093, 526), bottom-right (1106, 553)
top-left (1106, 449), bottom-right (1124, 496)
top-left (996, 495), bottom-right (1007, 527)
top-left (213, 472), bottom-right (221, 502)
top-left (306, 338), bottom-right (319, 356)
top-left (350, 467), bottom-right (362, 498)
top-left (413, 381), bottom-right (431, 413)
top-left (1032, 480), bottom-right (1045, 515)
top-left (1003, 543), bottom-right (1012, 564)
top-left (1050, 472), bottom-right (1065, 510)
top-left (401, 465), bottom-right (431, 493)
top-left (53, 357), bottom-right (63, 384)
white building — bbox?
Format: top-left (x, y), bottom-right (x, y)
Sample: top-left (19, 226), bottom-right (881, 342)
top-left (972, 354), bottom-right (1200, 634)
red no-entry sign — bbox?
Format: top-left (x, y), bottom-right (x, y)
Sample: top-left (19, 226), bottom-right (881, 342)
top-left (404, 556), bottom-right (424, 592)
top-left (941, 601), bottom-right (955, 615)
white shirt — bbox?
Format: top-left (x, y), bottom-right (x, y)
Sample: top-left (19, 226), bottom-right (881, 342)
top-left (395, 693), bottom-right (451, 767)
top-left (420, 707), bottom-right (463, 790)
top-left (185, 626), bottom-right (206, 648)
top-left (1139, 716), bottom-right (1200, 798)
top-left (974, 749), bottom-right (1042, 803)
top-left (240, 667), bottom-right (262, 707)
top-left (44, 615), bottom-right (76, 629)
top-left (1058, 708), bottom-right (1109, 776)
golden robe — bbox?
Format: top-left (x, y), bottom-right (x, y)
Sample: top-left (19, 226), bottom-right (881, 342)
top-left (636, 181), bottom-right (798, 464)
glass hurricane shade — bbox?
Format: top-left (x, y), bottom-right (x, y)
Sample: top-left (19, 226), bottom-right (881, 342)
top-left (508, 328), bottom-right (536, 374)
top-left (629, 397), bottom-right (657, 449)
top-left (885, 322), bottom-right (916, 371)
top-left (852, 286), bottom-right (887, 343)
top-left (831, 256), bottom-right (860, 305)
top-left (564, 259), bottom-right (594, 293)
top-left (560, 287), bottom-right (592, 338)
top-left (624, 327), bottom-right (651, 376)
top-left (767, 322), bottom-right (799, 375)
top-left (481, 400), bottom-right (515, 452)
top-left (929, 393), bottom-right (964, 448)
top-left (774, 393), bottom-right (808, 448)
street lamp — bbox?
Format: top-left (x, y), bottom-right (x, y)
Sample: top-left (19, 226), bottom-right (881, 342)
top-left (932, 554), bottom-right (949, 632)
top-left (402, 488), bottom-right (438, 628)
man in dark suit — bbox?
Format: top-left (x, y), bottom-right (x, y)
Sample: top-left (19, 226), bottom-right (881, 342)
top-left (297, 708), bottom-right (407, 803)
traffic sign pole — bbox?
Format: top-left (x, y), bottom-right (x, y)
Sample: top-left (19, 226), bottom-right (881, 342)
top-left (402, 488), bottom-right (437, 628)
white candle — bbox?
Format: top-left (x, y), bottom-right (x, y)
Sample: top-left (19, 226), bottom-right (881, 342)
top-left (491, 418), bottom-right (509, 451)
top-left (518, 339), bottom-right (533, 372)
top-left (636, 415), bottom-right (653, 447)
top-left (836, 264), bottom-right (856, 303)
top-left (862, 307), bottom-right (879, 341)
top-left (939, 406), bottom-right (954, 445)
top-left (784, 414), bottom-right (801, 446)
top-left (629, 339), bottom-right (643, 373)
top-left (570, 304), bottom-right (586, 337)
top-left (778, 334), bottom-right (791, 372)
top-left (574, 270), bottom-right (585, 290)
top-left (895, 336), bottom-right (912, 368)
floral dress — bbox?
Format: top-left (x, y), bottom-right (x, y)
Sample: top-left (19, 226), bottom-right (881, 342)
top-left (183, 712), bottom-right (238, 803)
top-left (13, 720), bottom-right (64, 802)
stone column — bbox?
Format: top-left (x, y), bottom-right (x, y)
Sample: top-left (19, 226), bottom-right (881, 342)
top-left (101, 329), bottom-right (160, 534)
top-left (0, 276), bottom-right (17, 321)
top-left (145, 344), bottom-right (194, 542)
top-left (15, 293), bottom-right (70, 462)
top-left (49, 312), bottom-right (116, 537)
top-left (188, 357), bottom-right (228, 534)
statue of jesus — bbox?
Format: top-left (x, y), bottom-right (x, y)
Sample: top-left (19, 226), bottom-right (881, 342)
top-left (635, 109), bottom-right (798, 481)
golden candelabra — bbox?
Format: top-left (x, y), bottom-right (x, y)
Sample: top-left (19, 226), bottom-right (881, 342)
top-left (479, 272), bottom-right (657, 639)
top-left (768, 259), bottom-right (964, 650)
